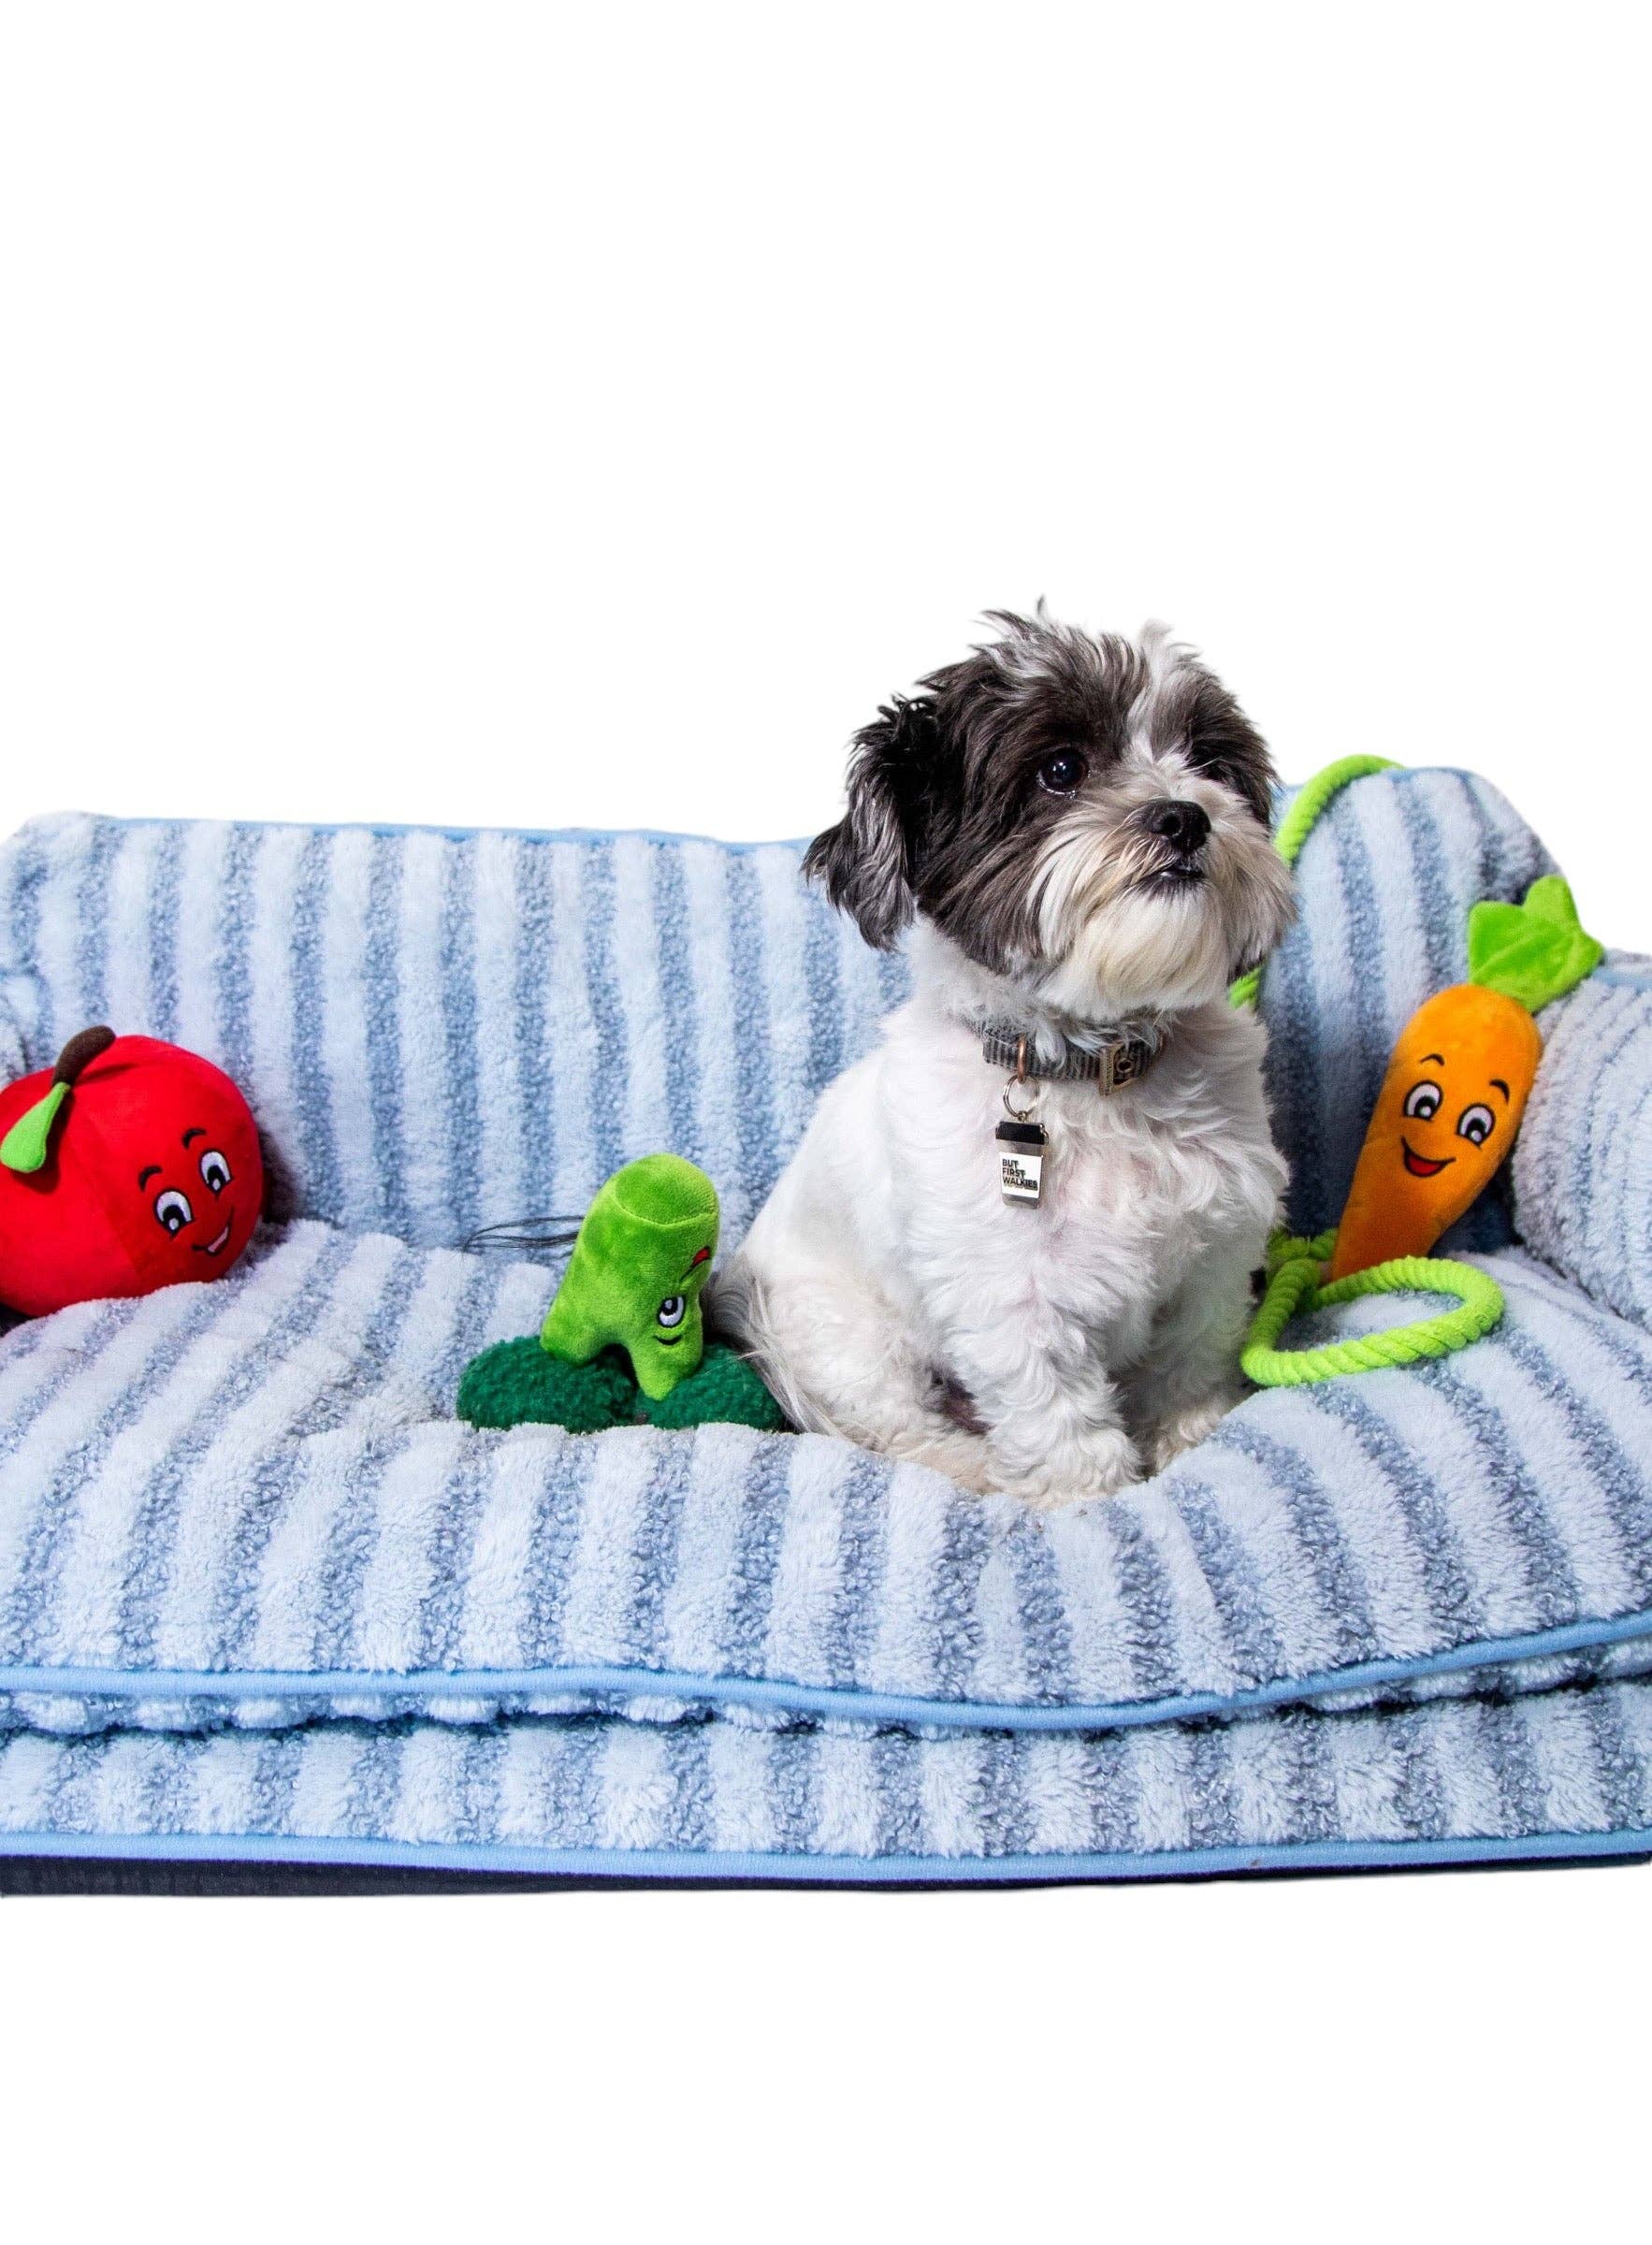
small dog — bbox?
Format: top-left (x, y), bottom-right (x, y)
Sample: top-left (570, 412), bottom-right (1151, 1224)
top-left (717, 610), bottom-right (1296, 1506)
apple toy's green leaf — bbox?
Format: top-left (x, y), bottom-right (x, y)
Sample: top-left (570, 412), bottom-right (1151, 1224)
top-left (1467, 876), bottom-right (1604, 1014)
top-left (0, 1081), bottom-right (70, 1174)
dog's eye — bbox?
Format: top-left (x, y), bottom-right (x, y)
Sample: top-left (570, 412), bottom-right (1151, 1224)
top-left (1456, 1102), bottom-right (1496, 1147)
top-left (1402, 1079), bottom-right (1442, 1121)
top-left (1036, 751), bottom-right (1087, 795)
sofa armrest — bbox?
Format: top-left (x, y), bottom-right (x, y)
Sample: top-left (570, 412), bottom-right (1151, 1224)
top-left (1510, 955), bottom-right (1652, 1326)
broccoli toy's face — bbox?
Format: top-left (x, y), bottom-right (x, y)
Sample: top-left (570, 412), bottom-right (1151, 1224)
top-left (538, 1154), bottom-right (722, 1402)
top-left (625, 1232), bottom-right (717, 1393)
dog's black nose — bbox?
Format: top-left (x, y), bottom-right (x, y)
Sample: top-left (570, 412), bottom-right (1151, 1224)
top-left (1140, 799), bottom-right (1210, 856)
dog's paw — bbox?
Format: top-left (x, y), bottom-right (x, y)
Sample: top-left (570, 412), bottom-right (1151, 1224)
top-left (1004, 1427), bottom-right (1142, 1509)
top-left (911, 1434), bottom-right (1001, 1496)
top-left (1147, 1394), bottom-right (1239, 1474)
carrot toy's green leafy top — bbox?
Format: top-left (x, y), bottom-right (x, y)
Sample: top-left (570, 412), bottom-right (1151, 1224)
top-left (1466, 875), bottom-right (1603, 1015)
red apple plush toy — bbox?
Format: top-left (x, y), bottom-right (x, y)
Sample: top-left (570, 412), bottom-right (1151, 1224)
top-left (0, 1026), bottom-right (264, 1317)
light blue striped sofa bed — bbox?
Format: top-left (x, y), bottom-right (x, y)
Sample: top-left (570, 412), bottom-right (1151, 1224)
top-left (1, 767), bottom-right (1650, 1884)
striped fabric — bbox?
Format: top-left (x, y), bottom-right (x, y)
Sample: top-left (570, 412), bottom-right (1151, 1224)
top-left (0, 813), bottom-right (906, 1247)
top-left (1513, 953), bottom-right (1652, 1333)
top-left (0, 769), bottom-right (1551, 1253)
top-left (0, 1220), bottom-right (1648, 1738)
top-left (0, 1681), bottom-right (1648, 1880)
top-left (0, 770), bottom-right (1648, 1881)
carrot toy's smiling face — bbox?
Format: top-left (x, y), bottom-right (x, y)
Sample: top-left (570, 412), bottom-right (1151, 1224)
top-left (1396, 1045), bottom-right (1511, 1180)
top-left (1328, 982), bottom-right (1542, 1282)
top-left (1382, 986), bottom-right (1541, 1195)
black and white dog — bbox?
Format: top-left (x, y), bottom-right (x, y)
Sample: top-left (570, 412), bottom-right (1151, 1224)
top-left (717, 610), bottom-right (1296, 1506)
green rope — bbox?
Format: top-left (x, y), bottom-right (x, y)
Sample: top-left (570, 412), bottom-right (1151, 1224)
top-left (1229, 753), bottom-right (1399, 1008)
top-left (1264, 1226), bottom-right (1337, 1280)
top-left (1241, 1237), bottom-right (1504, 1387)
top-left (1226, 753), bottom-right (1502, 1383)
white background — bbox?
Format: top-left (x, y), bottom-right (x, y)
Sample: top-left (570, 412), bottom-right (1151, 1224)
top-left (2, 5), bottom-right (1647, 2238)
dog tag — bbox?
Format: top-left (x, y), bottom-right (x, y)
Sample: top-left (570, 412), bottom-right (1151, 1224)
top-left (995, 1117), bottom-right (1047, 1206)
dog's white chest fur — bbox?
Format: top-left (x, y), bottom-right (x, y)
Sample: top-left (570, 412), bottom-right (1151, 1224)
top-left (722, 933), bottom-right (1286, 1506)
top-left (873, 1019), bottom-right (1243, 1344)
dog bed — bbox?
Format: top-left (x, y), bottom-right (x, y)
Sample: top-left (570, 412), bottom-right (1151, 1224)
top-left (0, 772), bottom-right (1648, 1882)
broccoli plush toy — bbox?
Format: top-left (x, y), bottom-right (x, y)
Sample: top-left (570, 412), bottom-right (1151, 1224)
top-left (540, 1151), bottom-right (719, 1398)
top-left (457, 1154), bottom-right (783, 1434)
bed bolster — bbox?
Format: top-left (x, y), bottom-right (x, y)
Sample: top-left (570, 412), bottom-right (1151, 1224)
top-left (1512, 953), bottom-right (1652, 1328)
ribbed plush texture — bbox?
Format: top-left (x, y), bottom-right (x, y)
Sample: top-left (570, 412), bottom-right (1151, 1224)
top-left (0, 770), bottom-right (1550, 1253)
top-left (0, 995), bottom-right (22, 1085)
top-left (1, 1682), bottom-right (1648, 1878)
top-left (1, 772), bottom-right (1647, 1882)
top-left (1512, 956), bottom-right (1652, 1332)
top-left (0, 1221), bottom-right (1649, 1738)
top-left (0, 814), bottom-right (904, 1247)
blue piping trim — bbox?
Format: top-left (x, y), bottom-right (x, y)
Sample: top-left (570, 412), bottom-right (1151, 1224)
top-left (2, 1825), bottom-right (1648, 1882)
top-left (3, 1605), bottom-right (1650, 1732)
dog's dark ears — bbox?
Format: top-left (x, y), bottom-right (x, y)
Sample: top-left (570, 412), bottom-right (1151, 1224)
top-left (1179, 672), bottom-right (1276, 829)
top-left (803, 695), bottom-right (939, 949)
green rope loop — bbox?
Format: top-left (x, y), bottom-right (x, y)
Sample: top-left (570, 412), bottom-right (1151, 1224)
top-left (1229, 753), bottom-right (1399, 1009)
top-left (1228, 754), bottom-right (1493, 1388)
top-left (1241, 1239), bottom-right (1504, 1387)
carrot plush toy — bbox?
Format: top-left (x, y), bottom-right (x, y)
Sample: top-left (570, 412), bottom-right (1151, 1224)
top-left (1243, 871), bottom-right (1602, 1386)
top-left (1327, 876), bottom-right (1602, 1280)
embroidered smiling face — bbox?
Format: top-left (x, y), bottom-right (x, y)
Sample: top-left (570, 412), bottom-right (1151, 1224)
top-left (79, 1039), bottom-right (264, 1291)
top-left (138, 1118), bottom-right (253, 1269)
top-left (1397, 1057), bottom-right (1505, 1179)
top-left (1385, 988), bottom-right (1538, 1191)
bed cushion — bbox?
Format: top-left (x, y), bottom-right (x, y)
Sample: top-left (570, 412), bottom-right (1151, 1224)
top-left (2, 771), bottom-right (1648, 1883)
top-left (1, 1217), bottom-right (1648, 1742)
top-left (3, 1679), bottom-right (1649, 1882)
top-left (1511, 957), bottom-right (1652, 1331)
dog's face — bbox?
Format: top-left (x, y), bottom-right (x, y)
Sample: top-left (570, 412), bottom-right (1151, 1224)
top-left (804, 612), bottom-right (1296, 1017)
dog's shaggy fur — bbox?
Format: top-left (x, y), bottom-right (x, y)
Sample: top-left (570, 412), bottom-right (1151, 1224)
top-left (716, 611), bottom-right (1296, 1506)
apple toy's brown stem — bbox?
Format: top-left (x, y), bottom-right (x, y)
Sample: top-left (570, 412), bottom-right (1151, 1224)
top-left (53, 1024), bottom-right (116, 1085)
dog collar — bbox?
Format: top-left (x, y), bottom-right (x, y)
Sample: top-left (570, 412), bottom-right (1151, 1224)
top-left (980, 1022), bottom-right (1160, 1095)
